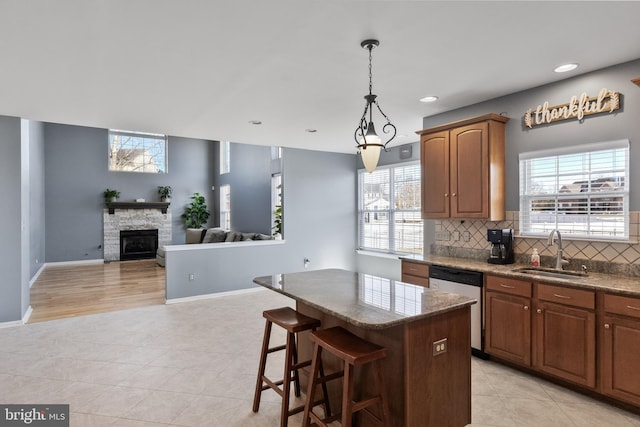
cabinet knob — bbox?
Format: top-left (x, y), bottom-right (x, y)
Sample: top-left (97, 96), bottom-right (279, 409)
top-left (452, 193), bottom-right (457, 197)
top-left (444, 193), bottom-right (448, 197)
top-left (536, 309), bottom-right (542, 314)
top-left (523, 305), bottom-right (529, 310)
top-left (604, 323), bottom-right (610, 329)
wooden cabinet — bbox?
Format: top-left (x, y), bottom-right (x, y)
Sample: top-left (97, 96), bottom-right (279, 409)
top-left (401, 260), bottom-right (429, 287)
top-left (533, 284), bottom-right (596, 388)
top-left (602, 293), bottom-right (640, 406)
top-left (485, 275), bottom-right (532, 365)
top-left (485, 277), bottom-right (596, 388)
top-left (418, 113), bottom-right (508, 221)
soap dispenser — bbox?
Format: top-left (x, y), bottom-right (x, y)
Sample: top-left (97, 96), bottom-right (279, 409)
top-left (531, 248), bottom-right (540, 267)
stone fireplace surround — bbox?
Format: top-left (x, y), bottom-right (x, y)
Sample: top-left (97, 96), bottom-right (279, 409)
top-left (103, 205), bottom-right (171, 262)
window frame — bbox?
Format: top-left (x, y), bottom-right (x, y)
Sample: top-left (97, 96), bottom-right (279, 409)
top-left (358, 161), bottom-right (423, 256)
top-left (108, 129), bottom-right (168, 173)
top-left (519, 139), bottom-right (629, 241)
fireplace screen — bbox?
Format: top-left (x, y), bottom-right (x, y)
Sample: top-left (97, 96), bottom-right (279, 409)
top-left (120, 229), bottom-right (159, 261)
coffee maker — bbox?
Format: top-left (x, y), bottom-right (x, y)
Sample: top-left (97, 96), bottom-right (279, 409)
top-left (487, 228), bottom-right (515, 264)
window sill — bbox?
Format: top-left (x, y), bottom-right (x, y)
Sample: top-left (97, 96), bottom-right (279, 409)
top-left (517, 234), bottom-right (638, 245)
top-left (355, 250), bottom-right (403, 260)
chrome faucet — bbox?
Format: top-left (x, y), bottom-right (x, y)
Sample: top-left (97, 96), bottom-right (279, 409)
top-left (547, 229), bottom-right (569, 270)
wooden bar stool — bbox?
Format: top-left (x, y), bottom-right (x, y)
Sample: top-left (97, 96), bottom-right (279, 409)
top-left (253, 307), bottom-right (331, 427)
top-left (303, 326), bottom-right (390, 427)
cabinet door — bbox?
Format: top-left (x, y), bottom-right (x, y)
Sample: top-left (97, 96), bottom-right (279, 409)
top-left (602, 315), bottom-right (640, 406)
top-left (450, 122), bottom-right (489, 218)
top-left (485, 291), bottom-right (531, 366)
top-left (421, 131), bottom-right (449, 218)
top-left (534, 301), bottom-right (596, 388)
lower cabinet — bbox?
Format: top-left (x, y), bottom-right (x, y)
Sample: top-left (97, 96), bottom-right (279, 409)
top-left (485, 275), bottom-right (596, 389)
top-left (602, 294), bottom-right (640, 406)
top-left (485, 275), bottom-right (532, 366)
top-left (401, 260), bottom-right (429, 287)
top-left (534, 301), bottom-right (596, 388)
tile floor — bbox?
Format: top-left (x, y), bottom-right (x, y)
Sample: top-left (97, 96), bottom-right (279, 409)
top-left (1, 289), bottom-right (639, 427)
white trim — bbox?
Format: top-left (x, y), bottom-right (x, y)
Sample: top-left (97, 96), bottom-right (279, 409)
top-left (22, 306), bottom-right (33, 324)
top-left (29, 264), bottom-right (46, 288)
top-left (0, 319), bottom-right (23, 329)
top-left (356, 250), bottom-right (402, 260)
top-left (165, 286), bottom-right (265, 304)
top-left (519, 138), bottom-right (629, 160)
top-left (164, 239), bottom-right (285, 252)
top-left (44, 259), bottom-right (104, 267)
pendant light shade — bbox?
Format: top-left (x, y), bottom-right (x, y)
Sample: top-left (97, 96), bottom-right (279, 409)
top-left (354, 39), bottom-right (396, 173)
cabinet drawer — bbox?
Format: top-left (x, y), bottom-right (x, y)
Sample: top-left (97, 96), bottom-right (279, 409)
top-left (536, 283), bottom-right (594, 310)
top-left (402, 261), bottom-right (429, 278)
top-left (402, 274), bottom-right (429, 288)
top-left (486, 275), bottom-right (532, 298)
top-left (604, 294), bottom-right (640, 319)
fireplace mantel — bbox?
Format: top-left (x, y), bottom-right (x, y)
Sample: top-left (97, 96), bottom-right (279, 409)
top-left (107, 201), bottom-right (170, 214)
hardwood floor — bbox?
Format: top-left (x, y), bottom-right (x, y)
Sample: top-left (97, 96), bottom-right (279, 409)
top-left (28, 259), bottom-right (166, 323)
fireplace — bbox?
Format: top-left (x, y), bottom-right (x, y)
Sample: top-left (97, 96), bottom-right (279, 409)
top-left (120, 229), bottom-right (159, 261)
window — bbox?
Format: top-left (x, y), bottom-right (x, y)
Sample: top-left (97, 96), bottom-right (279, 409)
top-left (220, 141), bottom-right (230, 174)
top-left (271, 173), bottom-right (282, 237)
top-left (519, 140), bottom-right (629, 240)
top-left (108, 129), bottom-right (167, 173)
top-left (220, 185), bottom-right (231, 230)
top-left (358, 162), bottom-right (423, 255)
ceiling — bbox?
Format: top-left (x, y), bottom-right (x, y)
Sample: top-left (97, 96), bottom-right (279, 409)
top-left (1, 1), bottom-right (639, 154)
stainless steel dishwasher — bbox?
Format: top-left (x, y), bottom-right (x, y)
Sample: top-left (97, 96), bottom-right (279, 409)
top-left (428, 265), bottom-right (485, 358)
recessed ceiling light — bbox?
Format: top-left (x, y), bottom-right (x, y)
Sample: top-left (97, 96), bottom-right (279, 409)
top-left (305, 129), bottom-right (317, 133)
top-left (553, 63), bottom-right (578, 73)
top-left (420, 95), bottom-right (439, 103)
top-left (249, 120), bottom-right (262, 125)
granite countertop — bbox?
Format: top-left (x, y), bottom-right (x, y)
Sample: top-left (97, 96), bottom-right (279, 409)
top-left (403, 254), bottom-right (640, 297)
top-left (253, 268), bottom-right (476, 329)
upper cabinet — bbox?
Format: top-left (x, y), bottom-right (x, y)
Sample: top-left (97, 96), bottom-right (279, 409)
top-left (417, 114), bottom-right (509, 221)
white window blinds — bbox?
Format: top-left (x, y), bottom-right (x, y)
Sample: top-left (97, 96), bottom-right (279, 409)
top-left (519, 140), bottom-right (629, 240)
top-left (358, 162), bottom-right (423, 255)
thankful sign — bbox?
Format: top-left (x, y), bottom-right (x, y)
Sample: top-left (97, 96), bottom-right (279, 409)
top-left (524, 88), bottom-right (620, 128)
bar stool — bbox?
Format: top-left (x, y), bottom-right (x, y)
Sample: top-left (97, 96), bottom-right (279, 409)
top-left (252, 307), bottom-right (331, 427)
top-left (303, 326), bottom-right (390, 427)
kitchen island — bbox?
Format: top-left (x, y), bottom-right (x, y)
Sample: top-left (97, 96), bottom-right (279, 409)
top-left (253, 268), bottom-right (476, 427)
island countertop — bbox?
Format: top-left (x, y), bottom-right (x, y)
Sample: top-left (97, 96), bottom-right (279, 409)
top-left (253, 268), bottom-right (476, 329)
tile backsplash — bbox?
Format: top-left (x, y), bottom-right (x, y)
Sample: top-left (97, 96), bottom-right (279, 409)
top-left (432, 211), bottom-right (640, 277)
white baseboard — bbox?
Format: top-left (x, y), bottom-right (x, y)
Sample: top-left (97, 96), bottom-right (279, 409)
top-left (22, 306), bottom-right (33, 324)
top-left (0, 319), bottom-right (23, 329)
top-left (44, 259), bottom-right (104, 267)
top-left (165, 287), bottom-right (265, 304)
top-left (0, 305), bottom-right (33, 328)
top-left (30, 264), bottom-right (46, 288)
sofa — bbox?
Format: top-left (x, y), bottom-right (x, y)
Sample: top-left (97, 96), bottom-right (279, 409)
top-left (156, 228), bottom-right (273, 266)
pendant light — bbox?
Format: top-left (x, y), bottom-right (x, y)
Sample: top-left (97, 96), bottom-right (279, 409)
top-left (354, 39), bottom-right (396, 173)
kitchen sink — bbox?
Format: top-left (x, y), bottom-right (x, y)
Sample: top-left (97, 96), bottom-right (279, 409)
top-left (512, 267), bottom-right (588, 279)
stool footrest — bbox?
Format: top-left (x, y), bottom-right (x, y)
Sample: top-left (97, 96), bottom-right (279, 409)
top-left (352, 396), bottom-right (381, 413)
top-left (267, 344), bottom-right (287, 353)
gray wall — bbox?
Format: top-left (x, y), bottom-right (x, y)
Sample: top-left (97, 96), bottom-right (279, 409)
top-left (43, 123), bottom-right (217, 261)
top-left (0, 116), bottom-right (22, 322)
top-left (28, 121), bottom-right (45, 277)
top-left (216, 142), bottom-right (272, 235)
top-left (165, 147), bottom-right (357, 299)
top-left (422, 59), bottom-right (640, 212)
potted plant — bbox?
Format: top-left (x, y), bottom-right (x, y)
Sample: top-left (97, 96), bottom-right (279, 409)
top-left (103, 188), bottom-right (120, 204)
top-left (272, 184), bottom-right (282, 238)
top-left (182, 192), bottom-right (210, 228)
top-left (158, 185), bottom-right (172, 202)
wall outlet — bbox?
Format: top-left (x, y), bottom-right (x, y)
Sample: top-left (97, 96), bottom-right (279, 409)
top-left (462, 231), bottom-right (471, 242)
top-left (433, 338), bottom-right (448, 356)
top-left (435, 231), bottom-right (451, 241)
top-left (188, 273), bottom-right (196, 281)
top-left (452, 231), bottom-right (460, 241)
